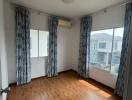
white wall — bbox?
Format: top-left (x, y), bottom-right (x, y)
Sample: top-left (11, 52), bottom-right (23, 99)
top-left (0, 0), bottom-right (8, 89)
top-left (31, 57), bottom-right (47, 78)
top-left (4, 1), bottom-right (16, 84)
top-left (70, 19), bottom-right (80, 71)
top-left (0, 0), bottom-right (8, 99)
top-left (4, 1), bottom-right (78, 83)
top-left (57, 27), bottom-right (72, 72)
top-left (92, 5), bottom-right (125, 31)
top-left (89, 67), bottom-right (117, 88)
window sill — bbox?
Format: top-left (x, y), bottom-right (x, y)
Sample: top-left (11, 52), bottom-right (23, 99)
top-left (31, 56), bottom-right (48, 59)
top-left (90, 66), bottom-right (118, 76)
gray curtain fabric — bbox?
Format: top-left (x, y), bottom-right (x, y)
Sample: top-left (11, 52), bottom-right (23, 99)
top-left (15, 6), bottom-right (31, 85)
top-left (46, 16), bottom-right (58, 77)
top-left (78, 16), bottom-right (92, 78)
top-left (115, 3), bottom-right (132, 97)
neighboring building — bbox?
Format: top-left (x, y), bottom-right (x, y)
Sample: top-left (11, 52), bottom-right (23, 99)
top-left (90, 33), bottom-right (122, 73)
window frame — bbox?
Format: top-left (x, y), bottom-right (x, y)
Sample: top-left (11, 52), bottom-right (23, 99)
top-left (98, 42), bottom-right (107, 49)
top-left (30, 29), bottom-right (49, 58)
top-left (90, 27), bottom-right (124, 75)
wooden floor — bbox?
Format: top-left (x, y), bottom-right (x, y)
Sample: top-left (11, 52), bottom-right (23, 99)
top-left (7, 70), bottom-right (122, 100)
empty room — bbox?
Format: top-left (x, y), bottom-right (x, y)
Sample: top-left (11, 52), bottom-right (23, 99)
top-left (0, 0), bottom-right (132, 100)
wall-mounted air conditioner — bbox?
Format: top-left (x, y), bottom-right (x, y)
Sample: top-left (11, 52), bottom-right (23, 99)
top-left (58, 19), bottom-right (72, 28)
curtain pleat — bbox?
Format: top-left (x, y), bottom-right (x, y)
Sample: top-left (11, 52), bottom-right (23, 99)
top-left (115, 3), bottom-right (132, 96)
top-left (46, 16), bottom-right (58, 77)
top-left (15, 6), bottom-right (31, 85)
top-left (78, 16), bottom-right (92, 78)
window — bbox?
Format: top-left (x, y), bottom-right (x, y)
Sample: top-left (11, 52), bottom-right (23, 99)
top-left (30, 29), bottom-right (38, 58)
top-left (30, 29), bottom-right (49, 58)
top-left (39, 31), bottom-right (49, 57)
top-left (111, 28), bottom-right (124, 74)
top-left (90, 28), bottom-right (124, 75)
top-left (99, 42), bottom-right (106, 49)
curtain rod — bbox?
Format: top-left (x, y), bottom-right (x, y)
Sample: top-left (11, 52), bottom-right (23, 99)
top-left (90, 0), bottom-right (132, 15)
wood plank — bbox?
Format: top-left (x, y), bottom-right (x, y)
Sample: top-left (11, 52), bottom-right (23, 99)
top-left (7, 70), bottom-right (122, 100)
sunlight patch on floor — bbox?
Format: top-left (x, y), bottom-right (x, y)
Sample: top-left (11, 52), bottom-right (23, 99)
top-left (79, 80), bottom-right (99, 91)
top-left (98, 90), bottom-right (111, 98)
top-left (79, 80), bottom-right (111, 98)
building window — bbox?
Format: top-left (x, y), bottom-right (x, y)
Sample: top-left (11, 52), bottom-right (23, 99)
top-left (30, 29), bottom-right (49, 58)
top-left (99, 42), bottom-right (106, 49)
top-left (90, 28), bottom-right (124, 75)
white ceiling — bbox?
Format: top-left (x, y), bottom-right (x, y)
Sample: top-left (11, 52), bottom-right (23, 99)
top-left (10, 0), bottom-right (124, 18)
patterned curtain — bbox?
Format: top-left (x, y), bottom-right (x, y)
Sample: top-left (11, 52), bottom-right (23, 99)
top-left (46, 16), bottom-right (58, 77)
top-left (115, 3), bottom-right (132, 97)
top-left (78, 16), bottom-right (92, 78)
top-left (15, 6), bottom-right (31, 85)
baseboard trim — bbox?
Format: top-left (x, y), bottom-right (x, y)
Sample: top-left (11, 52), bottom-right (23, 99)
top-left (9, 69), bottom-right (74, 87)
top-left (9, 69), bottom-right (115, 92)
top-left (69, 70), bottom-right (116, 92)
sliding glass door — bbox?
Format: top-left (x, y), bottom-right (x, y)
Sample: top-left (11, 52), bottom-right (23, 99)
top-left (90, 28), bottom-right (124, 75)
